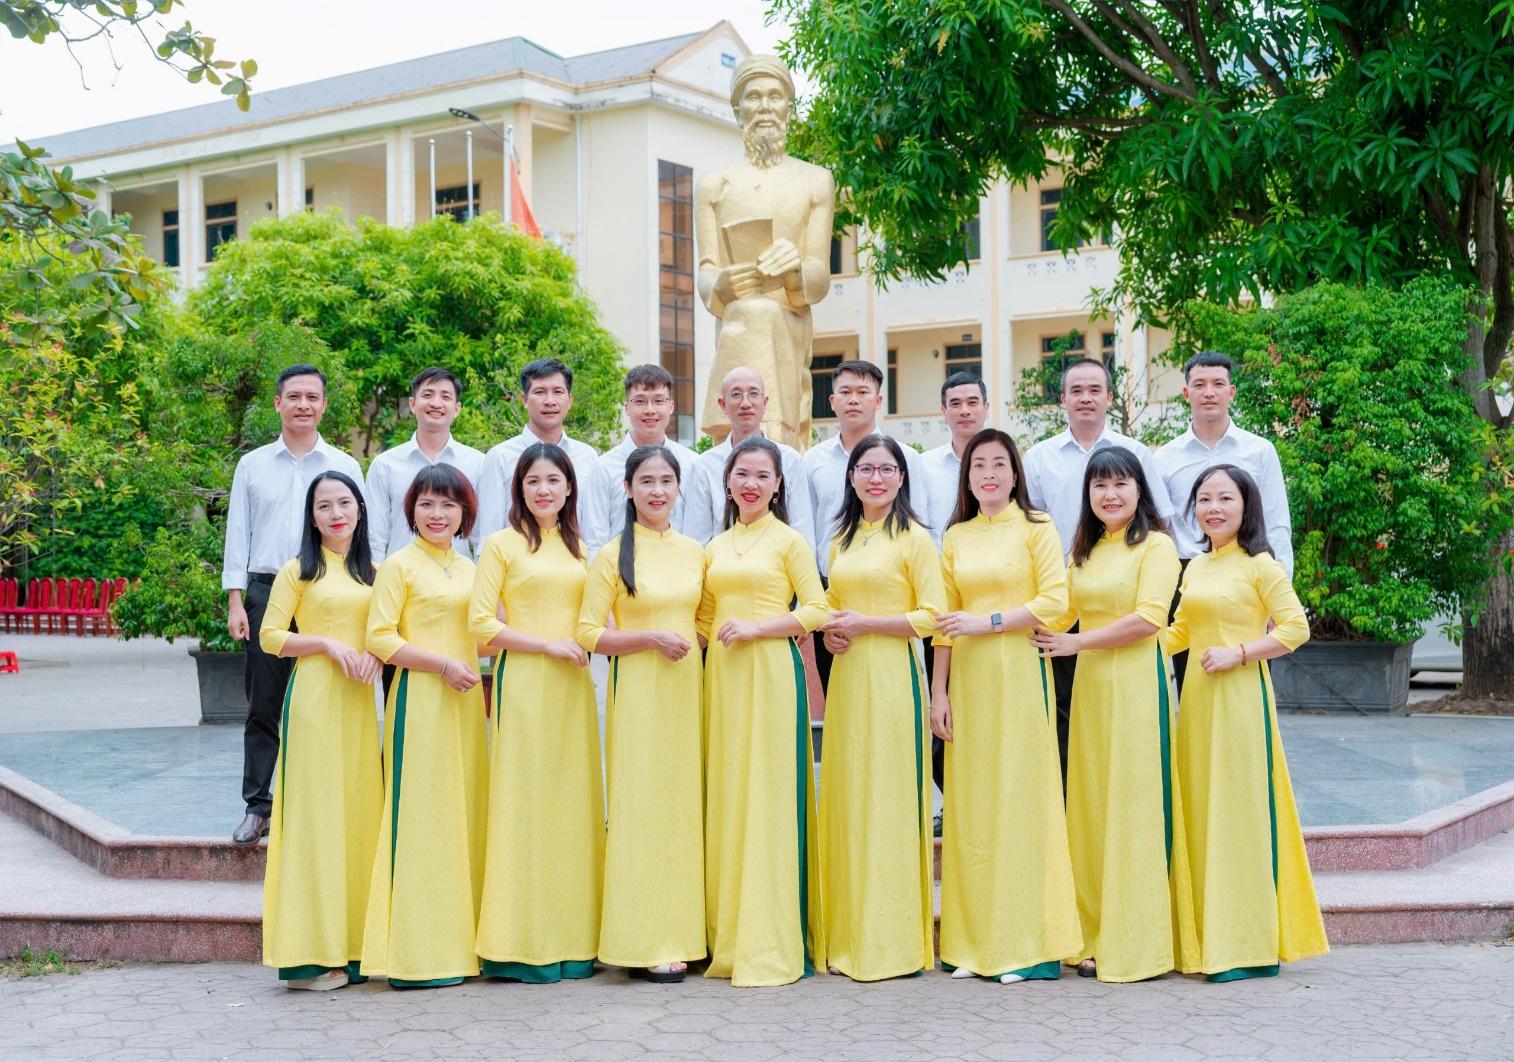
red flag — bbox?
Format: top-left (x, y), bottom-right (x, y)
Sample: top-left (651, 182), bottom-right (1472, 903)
top-left (509, 157), bottom-right (541, 239)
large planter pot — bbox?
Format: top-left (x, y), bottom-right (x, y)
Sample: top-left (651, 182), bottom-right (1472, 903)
top-left (190, 648), bottom-right (248, 725)
top-left (1268, 640), bottom-right (1413, 714)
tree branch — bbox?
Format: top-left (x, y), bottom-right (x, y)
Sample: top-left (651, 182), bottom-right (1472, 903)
top-left (1046, 0), bottom-right (1198, 101)
top-left (1101, 0), bottom-right (1199, 95)
top-left (1203, 0), bottom-right (1289, 98)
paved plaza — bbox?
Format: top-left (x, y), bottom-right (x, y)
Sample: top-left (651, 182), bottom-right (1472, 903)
top-left (3, 942), bottom-right (1513, 1061)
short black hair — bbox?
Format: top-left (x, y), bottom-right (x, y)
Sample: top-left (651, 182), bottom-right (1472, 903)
top-left (410, 366), bottom-right (462, 399)
top-left (624, 363), bottom-right (674, 394)
top-left (1183, 351), bottom-right (1234, 382)
top-left (940, 372), bottom-right (986, 406)
top-left (520, 357), bottom-right (573, 393)
top-left (1060, 357), bottom-right (1111, 392)
top-left (833, 359), bottom-right (883, 389)
top-left (276, 363), bottom-right (326, 395)
top-left (403, 464), bottom-right (478, 541)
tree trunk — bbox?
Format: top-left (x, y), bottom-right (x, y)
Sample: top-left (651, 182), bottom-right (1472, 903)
top-left (1462, 529), bottom-right (1514, 698)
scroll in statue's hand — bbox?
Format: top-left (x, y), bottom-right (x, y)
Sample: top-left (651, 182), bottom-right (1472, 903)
top-left (756, 237), bottom-right (802, 278)
top-left (715, 262), bottom-right (763, 303)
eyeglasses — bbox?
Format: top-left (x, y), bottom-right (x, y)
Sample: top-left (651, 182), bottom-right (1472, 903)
top-left (853, 464), bottom-right (900, 480)
top-left (627, 397), bottom-right (672, 411)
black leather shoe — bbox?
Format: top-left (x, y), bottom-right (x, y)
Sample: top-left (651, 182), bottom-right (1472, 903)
top-left (233, 812), bottom-right (269, 844)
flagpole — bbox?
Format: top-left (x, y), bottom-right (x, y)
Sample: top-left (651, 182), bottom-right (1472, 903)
top-left (428, 138), bottom-right (436, 219)
top-left (465, 130), bottom-right (475, 221)
top-left (504, 123), bottom-right (515, 229)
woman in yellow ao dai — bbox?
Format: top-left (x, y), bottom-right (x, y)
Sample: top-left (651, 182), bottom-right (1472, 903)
top-left (259, 471), bottom-right (383, 991)
top-left (469, 442), bottom-right (603, 983)
top-left (362, 465), bottom-right (488, 988)
top-left (1031, 447), bottom-right (1199, 983)
top-left (1167, 464), bottom-right (1327, 982)
top-left (700, 437), bottom-right (829, 988)
top-left (577, 445), bottom-right (708, 983)
top-left (816, 435), bottom-right (943, 982)
top-left (931, 429), bottom-right (1081, 983)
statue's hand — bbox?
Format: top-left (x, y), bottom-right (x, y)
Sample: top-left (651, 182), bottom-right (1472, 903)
top-left (756, 237), bottom-right (802, 278)
top-left (715, 262), bottom-right (763, 303)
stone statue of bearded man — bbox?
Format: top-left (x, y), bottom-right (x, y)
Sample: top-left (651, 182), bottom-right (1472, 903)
top-left (697, 54), bottom-right (835, 450)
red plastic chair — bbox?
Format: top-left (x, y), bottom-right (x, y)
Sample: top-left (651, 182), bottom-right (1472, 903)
top-left (0, 579), bottom-right (18, 633)
top-left (18, 578), bottom-right (55, 634)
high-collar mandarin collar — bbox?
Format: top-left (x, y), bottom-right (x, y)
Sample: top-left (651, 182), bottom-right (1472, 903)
top-left (1213, 538), bottom-right (1243, 558)
top-left (733, 510), bottom-right (777, 534)
top-left (414, 536), bottom-right (455, 561)
top-left (632, 521), bottom-right (675, 541)
top-left (978, 505), bottom-right (1019, 525)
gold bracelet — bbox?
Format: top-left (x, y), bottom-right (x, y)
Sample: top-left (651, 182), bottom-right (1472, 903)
top-left (1240, 643), bottom-right (1248, 665)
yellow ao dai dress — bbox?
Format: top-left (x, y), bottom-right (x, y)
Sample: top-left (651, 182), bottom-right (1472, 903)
top-left (936, 506), bottom-right (1081, 979)
top-left (470, 526), bottom-right (603, 982)
top-left (1168, 540), bottom-right (1328, 980)
top-left (1059, 530), bottom-right (1199, 982)
top-left (577, 524), bottom-right (708, 970)
top-left (361, 538), bottom-right (488, 985)
top-left (818, 519), bottom-right (943, 981)
top-left (259, 552), bottom-right (382, 982)
top-left (700, 511), bottom-right (829, 987)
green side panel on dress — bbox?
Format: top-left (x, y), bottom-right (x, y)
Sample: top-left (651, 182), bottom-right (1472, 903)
top-left (1037, 655), bottom-right (1050, 720)
top-left (788, 638), bottom-right (815, 978)
top-left (493, 650), bottom-right (507, 730)
top-left (277, 963), bottom-right (334, 981)
top-left (908, 648), bottom-right (924, 832)
top-left (390, 975), bottom-right (465, 988)
top-left (389, 669), bottom-right (410, 884)
top-left (1005, 959), bottom-right (1062, 980)
top-left (276, 661), bottom-right (297, 816)
top-left (480, 959), bottom-right (595, 983)
top-left (344, 960), bottom-right (368, 985)
top-left (1207, 962), bottom-right (1280, 983)
top-left (1258, 665), bottom-right (1278, 886)
top-left (1156, 644), bottom-right (1173, 869)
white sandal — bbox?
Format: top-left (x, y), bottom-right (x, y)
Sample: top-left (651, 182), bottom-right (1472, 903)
top-left (950, 967), bottom-right (978, 979)
top-left (286, 970), bottom-right (348, 991)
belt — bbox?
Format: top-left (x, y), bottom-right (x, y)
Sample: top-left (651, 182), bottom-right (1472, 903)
top-left (248, 572), bottom-right (277, 586)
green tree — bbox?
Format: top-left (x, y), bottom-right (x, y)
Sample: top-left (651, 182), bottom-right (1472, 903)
top-left (188, 210), bottom-right (627, 453)
top-left (779, 0), bottom-right (1514, 693)
top-left (1188, 277), bottom-right (1513, 641)
top-left (3, 2), bottom-right (255, 335)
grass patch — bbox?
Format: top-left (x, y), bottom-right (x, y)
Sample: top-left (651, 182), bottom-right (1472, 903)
top-left (0, 946), bottom-right (81, 979)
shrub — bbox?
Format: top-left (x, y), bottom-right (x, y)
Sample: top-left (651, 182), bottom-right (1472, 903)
top-left (111, 523), bottom-right (238, 652)
top-left (1185, 277), bottom-right (1514, 642)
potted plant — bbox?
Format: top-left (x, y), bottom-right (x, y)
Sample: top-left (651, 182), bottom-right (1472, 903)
top-left (1185, 278), bottom-right (1513, 713)
top-left (112, 523), bottom-right (247, 724)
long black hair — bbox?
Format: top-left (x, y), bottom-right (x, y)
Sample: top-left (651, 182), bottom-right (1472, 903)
top-left (297, 470), bottom-right (376, 585)
top-left (617, 444), bottom-right (681, 596)
top-left (509, 442), bottom-right (585, 559)
top-left (832, 433), bottom-right (921, 551)
top-left (1069, 447), bottom-right (1167, 566)
top-left (946, 428), bottom-right (1045, 532)
top-left (1187, 463), bottom-right (1272, 558)
top-left (721, 436), bottom-right (790, 531)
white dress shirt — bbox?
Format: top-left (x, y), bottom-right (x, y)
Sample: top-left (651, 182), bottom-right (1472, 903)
top-left (221, 434), bottom-right (365, 590)
top-left (919, 442), bottom-right (966, 548)
top-left (476, 426), bottom-right (604, 549)
top-left (1023, 424), bottom-right (1175, 554)
top-left (592, 434), bottom-right (701, 542)
top-left (1156, 420), bottom-right (1293, 575)
top-left (803, 433), bottom-right (929, 577)
top-left (364, 432), bottom-right (486, 560)
top-left (684, 434), bottom-right (815, 556)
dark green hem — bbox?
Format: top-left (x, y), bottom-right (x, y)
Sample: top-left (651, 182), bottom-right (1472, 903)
top-left (494, 650), bottom-right (507, 730)
top-left (1001, 959), bottom-right (1062, 981)
top-left (389, 669), bottom-right (410, 885)
top-left (908, 648), bottom-right (925, 832)
top-left (278, 963), bottom-right (337, 981)
top-left (1207, 963), bottom-right (1280, 983)
top-left (344, 960), bottom-right (368, 985)
top-left (480, 959), bottom-right (596, 983)
top-left (1156, 644), bottom-right (1173, 869)
top-left (389, 976), bottom-right (465, 988)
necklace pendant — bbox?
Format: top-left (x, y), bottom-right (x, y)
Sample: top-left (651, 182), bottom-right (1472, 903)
top-left (443, 568), bottom-right (452, 578)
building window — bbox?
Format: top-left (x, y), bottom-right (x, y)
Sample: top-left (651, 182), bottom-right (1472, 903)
top-left (1039, 189), bottom-right (1062, 253)
top-left (162, 209), bottom-right (180, 268)
top-left (658, 160), bottom-right (696, 442)
top-left (205, 201), bottom-right (237, 260)
top-left (887, 349), bottom-right (898, 415)
top-left (945, 342), bottom-right (983, 380)
top-left (304, 186), bottom-right (314, 211)
top-left (830, 235), bottom-right (844, 276)
top-left (1101, 330), bottom-right (1117, 361)
top-left (1040, 332), bottom-right (1116, 402)
top-left (961, 214), bottom-right (981, 261)
top-left (811, 352), bottom-right (844, 422)
top-left (436, 182), bottom-right (480, 222)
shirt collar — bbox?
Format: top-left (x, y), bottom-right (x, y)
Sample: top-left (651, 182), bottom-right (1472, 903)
top-left (404, 432), bottom-right (456, 462)
top-left (1056, 424), bottom-right (1116, 455)
top-left (272, 433), bottom-right (329, 460)
top-left (1178, 419), bottom-right (1239, 452)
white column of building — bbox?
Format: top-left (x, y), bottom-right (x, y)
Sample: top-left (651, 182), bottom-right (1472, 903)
top-left (93, 180), bottom-right (113, 219)
top-left (275, 147), bottom-right (304, 217)
top-left (177, 167), bottom-right (205, 289)
top-left (385, 127), bottom-right (416, 227)
top-left (512, 103), bottom-right (533, 204)
top-left (998, 183), bottom-right (1019, 420)
top-left (985, 183), bottom-right (1007, 427)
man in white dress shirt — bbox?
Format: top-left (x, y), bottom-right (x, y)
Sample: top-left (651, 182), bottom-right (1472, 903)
top-left (1157, 351), bottom-right (1293, 689)
top-left (920, 371), bottom-right (989, 547)
top-left (222, 363), bottom-right (364, 844)
top-left (593, 364), bottom-right (700, 542)
top-left (802, 359), bottom-right (928, 688)
top-left (365, 367), bottom-right (486, 560)
top-left (1022, 357), bottom-right (1174, 782)
top-left (685, 366), bottom-right (815, 552)
top-left (476, 357), bottom-right (604, 549)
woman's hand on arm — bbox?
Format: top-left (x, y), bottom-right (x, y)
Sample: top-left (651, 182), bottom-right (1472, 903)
top-left (386, 644), bottom-right (480, 691)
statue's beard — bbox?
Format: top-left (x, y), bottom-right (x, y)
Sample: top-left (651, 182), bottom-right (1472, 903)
top-left (743, 120), bottom-right (788, 169)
